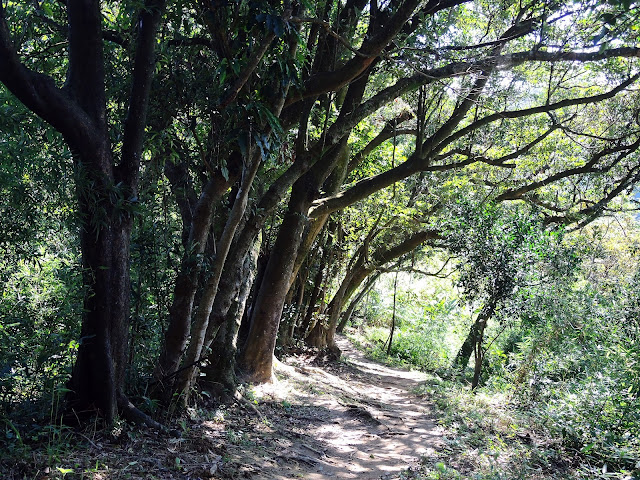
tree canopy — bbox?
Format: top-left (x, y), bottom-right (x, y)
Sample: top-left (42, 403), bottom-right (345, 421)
top-left (2, 0), bottom-right (640, 461)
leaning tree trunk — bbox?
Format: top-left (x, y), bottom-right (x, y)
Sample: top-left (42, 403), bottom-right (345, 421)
top-left (239, 135), bottom-right (351, 381)
top-left (386, 270), bottom-right (399, 355)
top-left (153, 170), bottom-right (233, 399)
top-left (336, 271), bottom-right (381, 333)
top-left (454, 323), bottom-right (479, 370)
top-left (201, 232), bottom-right (261, 394)
top-left (306, 256), bottom-right (364, 351)
top-left (307, 246), bottom-right (371, 349)
top-left (174, 154), bottom-right (261, 402)
top-left (297, 233), bottom-right (332, 338)
top-left (311, 230), bottom-right (440, 350)
top-left (453, 298), bottom-right (497, 389)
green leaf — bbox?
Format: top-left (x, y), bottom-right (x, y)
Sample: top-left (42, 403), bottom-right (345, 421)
top-left (581, 442), bottom-right (596, 454)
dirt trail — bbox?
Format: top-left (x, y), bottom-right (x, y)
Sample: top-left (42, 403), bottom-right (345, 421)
top-left (10, 336), bottom-right (443, 480)
top-left (211, 335), bottom-right (444, 479)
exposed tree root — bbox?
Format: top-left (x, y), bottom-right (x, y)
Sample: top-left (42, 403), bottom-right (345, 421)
top-left (117, 395), bottom-right (179, 436)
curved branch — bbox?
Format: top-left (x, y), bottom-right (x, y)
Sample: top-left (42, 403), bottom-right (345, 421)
top-left (497, 136), bottom-right (640, 202)
top-left (310, 74), bottom-right (640, 218)
top-left (0, 4), bottom-right (99, 151)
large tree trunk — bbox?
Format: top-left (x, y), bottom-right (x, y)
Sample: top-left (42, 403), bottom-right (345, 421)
top-left (240, 135), bottom-right (353, 381)
top-left (240, 189), bottom-right (310, 382)
top-left (67, 148), bottom-right (125, 422)
top-left (61, 0), bottom-right (165, 424)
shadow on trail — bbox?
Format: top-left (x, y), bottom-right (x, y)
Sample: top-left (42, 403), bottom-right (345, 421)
top-left (215, 335), bottom-right (444, 480)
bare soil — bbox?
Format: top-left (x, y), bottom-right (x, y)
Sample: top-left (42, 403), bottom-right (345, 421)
top-left (6, 335), bottom-right (443, 479)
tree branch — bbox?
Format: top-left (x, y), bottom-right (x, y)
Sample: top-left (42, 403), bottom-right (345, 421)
top-left (309, 73), bottom-right (640, 218)
top-left (219, 32), bottom-right (276, 108)
top-left (437, 73), bottom-right (640, 154)
top-left (497, 136), bottom-right (640, 202)
top-left (118, 0), bottom-right (166, 188)
top-left (66, 0), bottom-right (105, 127)
top-left (0, 2), bottom-right (99, 152)
top-left (285, 0), bottom-right (423, 106)
top-left (348, 111), bottom-right (415, 172)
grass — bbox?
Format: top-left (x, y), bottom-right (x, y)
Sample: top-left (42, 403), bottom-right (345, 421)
top-left (412, 378), bottom-right (575, 480)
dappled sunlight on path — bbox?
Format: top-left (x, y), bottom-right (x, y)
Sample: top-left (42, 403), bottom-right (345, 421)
top-left (217, 335), bottom-right (444, 479)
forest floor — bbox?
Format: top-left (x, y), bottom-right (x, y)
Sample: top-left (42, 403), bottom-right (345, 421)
top-left (4, 335), bottom-right (446, 480)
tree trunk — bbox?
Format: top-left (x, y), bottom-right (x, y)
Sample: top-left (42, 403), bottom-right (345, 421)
top-left (337, 271), bottom-right (380, 333)
top-left (386, 271), bottom-right (399, 355)
top-left (240, 192), bottom-right (309, 382)
top-left (306, 256), bottom-right (363, 350)
top-left (67, 150), bottom-right (125, 422)
top-left (317, 230), bottom-right (439, 350)
top-left (287, 142), bottom-right (350, 291)
top-left (201, 232), bottom-right (261, 394)
top-left (454, 323), bottom-right (479, 370)
top-left (307, 247), bottom-right (370, 350)
top-left (1, 0), bottom-right (165, 424)
top-left (297, 250), bottom-right (329, 338)
top-left (278, 271), bottom-right (306, 349)
top-left (472, 337), bottom-right (485, 390)
top-left (174, 154), bottom-right (260, 402)
top-left (240, 133), bottom-right (353, 381)
top-left (453, 299), bottom-right (497, 388)
top-left (153, 171), bottom-right (233, 398)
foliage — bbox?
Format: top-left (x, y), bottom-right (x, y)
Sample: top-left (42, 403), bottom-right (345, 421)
top-left (410, 376), bottom-right (575, 480)
top-left (3, 0), bottom-right (640, 475)
top-left (358, 273), bottom-right (466, 371)
top-left (360, 214), bottom-right (640, 479)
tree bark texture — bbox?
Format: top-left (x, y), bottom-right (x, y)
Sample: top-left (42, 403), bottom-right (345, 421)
top-left (240, 204), bottom-right (308, 382)
top-left (452, 299), bottom-right (497, 389)
top-left (154, 170), bottom-right (233, 398)
top-left (202, 232), bottom-right (261, 393)
top-left (175, 154), bottom-right (261, 401)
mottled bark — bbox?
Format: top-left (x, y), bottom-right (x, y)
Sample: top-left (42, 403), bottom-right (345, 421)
top-left (153, 170), bottom-right (233, 398)
top-left (452, 299), bottom-right (497, 389)
top-left (241, 195), bottom-right (309, 382)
